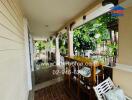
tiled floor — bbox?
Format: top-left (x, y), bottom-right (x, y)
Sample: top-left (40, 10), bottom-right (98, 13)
top-left (34, 66), bottom-right (63, 85)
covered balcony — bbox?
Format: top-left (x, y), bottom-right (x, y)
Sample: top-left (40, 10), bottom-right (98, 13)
top-left (0, 0), bottom-right (132, 100)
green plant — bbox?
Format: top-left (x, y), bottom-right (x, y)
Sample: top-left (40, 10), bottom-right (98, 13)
top-left (106, 43), bottom-right (118, 57)
top-left (35, 41), bottom-right (45, 53)
top-left (73, 13), bottom-right (117, 54)
top-left (59, 33), bottom-right (68, 55)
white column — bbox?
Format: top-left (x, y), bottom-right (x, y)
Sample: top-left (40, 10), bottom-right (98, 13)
top-left (55, 36), bottom-right (60, 66)
top-left (23, 18), bottom-right (32, 90)
top-left (29, 34), bottom-right (34, 72)
top-left (45, 40), bottom-right (49, 62)
top-left (68, 30), bottom-right (74, 57)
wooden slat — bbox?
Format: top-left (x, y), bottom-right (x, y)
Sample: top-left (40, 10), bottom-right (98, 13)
top-left (0, 0), bottom-right (26, 99)
top-left (0, 0), bottom-right (23, 30)
top-left (0, 2), bottom-right (23, 34)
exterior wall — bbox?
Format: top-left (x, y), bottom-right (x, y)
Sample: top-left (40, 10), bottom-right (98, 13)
top-left (118, 6), bottom-right (132, 65)
top-left (113, 6), bottom-right (132, 97)
top-left (0, 0), bottom-right (30, 100)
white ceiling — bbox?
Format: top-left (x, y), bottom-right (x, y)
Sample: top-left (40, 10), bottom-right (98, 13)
top-left (19, 0), bottom-right (97, 39)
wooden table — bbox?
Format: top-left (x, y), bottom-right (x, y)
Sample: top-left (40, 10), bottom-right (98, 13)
top-left (64, 56), bottom-right (104, 99)
top-left (64, 56), bottom-right (103, 86)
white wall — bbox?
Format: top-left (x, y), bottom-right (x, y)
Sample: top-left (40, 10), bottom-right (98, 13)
top-left (113, 6), bottom-right (132, 97)
top-left (0, 0), bottom-right (31, 100)
top-left (118, 6), bottom-right (132, 66)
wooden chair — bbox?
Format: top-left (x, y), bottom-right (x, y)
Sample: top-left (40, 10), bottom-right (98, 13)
top-left (76, 63), bottom-right (104, 99)
top-left (93, 77), bottom-right (131, 100)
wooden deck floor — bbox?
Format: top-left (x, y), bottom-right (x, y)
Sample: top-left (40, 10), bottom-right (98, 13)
top-left (34, 82), bottom-right (76, 100)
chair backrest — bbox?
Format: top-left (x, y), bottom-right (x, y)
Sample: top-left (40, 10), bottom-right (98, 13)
top-left (93, 77), bottom-right (115, 100)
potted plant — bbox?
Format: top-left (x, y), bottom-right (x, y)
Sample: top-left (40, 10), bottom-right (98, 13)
top-left (106, 43), bottom-right (118, 66)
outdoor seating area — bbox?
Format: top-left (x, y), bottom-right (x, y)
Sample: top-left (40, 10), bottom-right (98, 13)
top-left (64, 56), bottom-right (104, 99)
top-left (63, 55), bottom-right (132, 100)
top-left (32, 0), bottom-right (132, 99)
top-left (0, 0), bottom-right (132, 100)
top-left (64, 56), bottom-right (103, 98)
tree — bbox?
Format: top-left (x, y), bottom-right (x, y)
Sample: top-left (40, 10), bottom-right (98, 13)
top-left (73, 12), bottom-right (117, 54)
